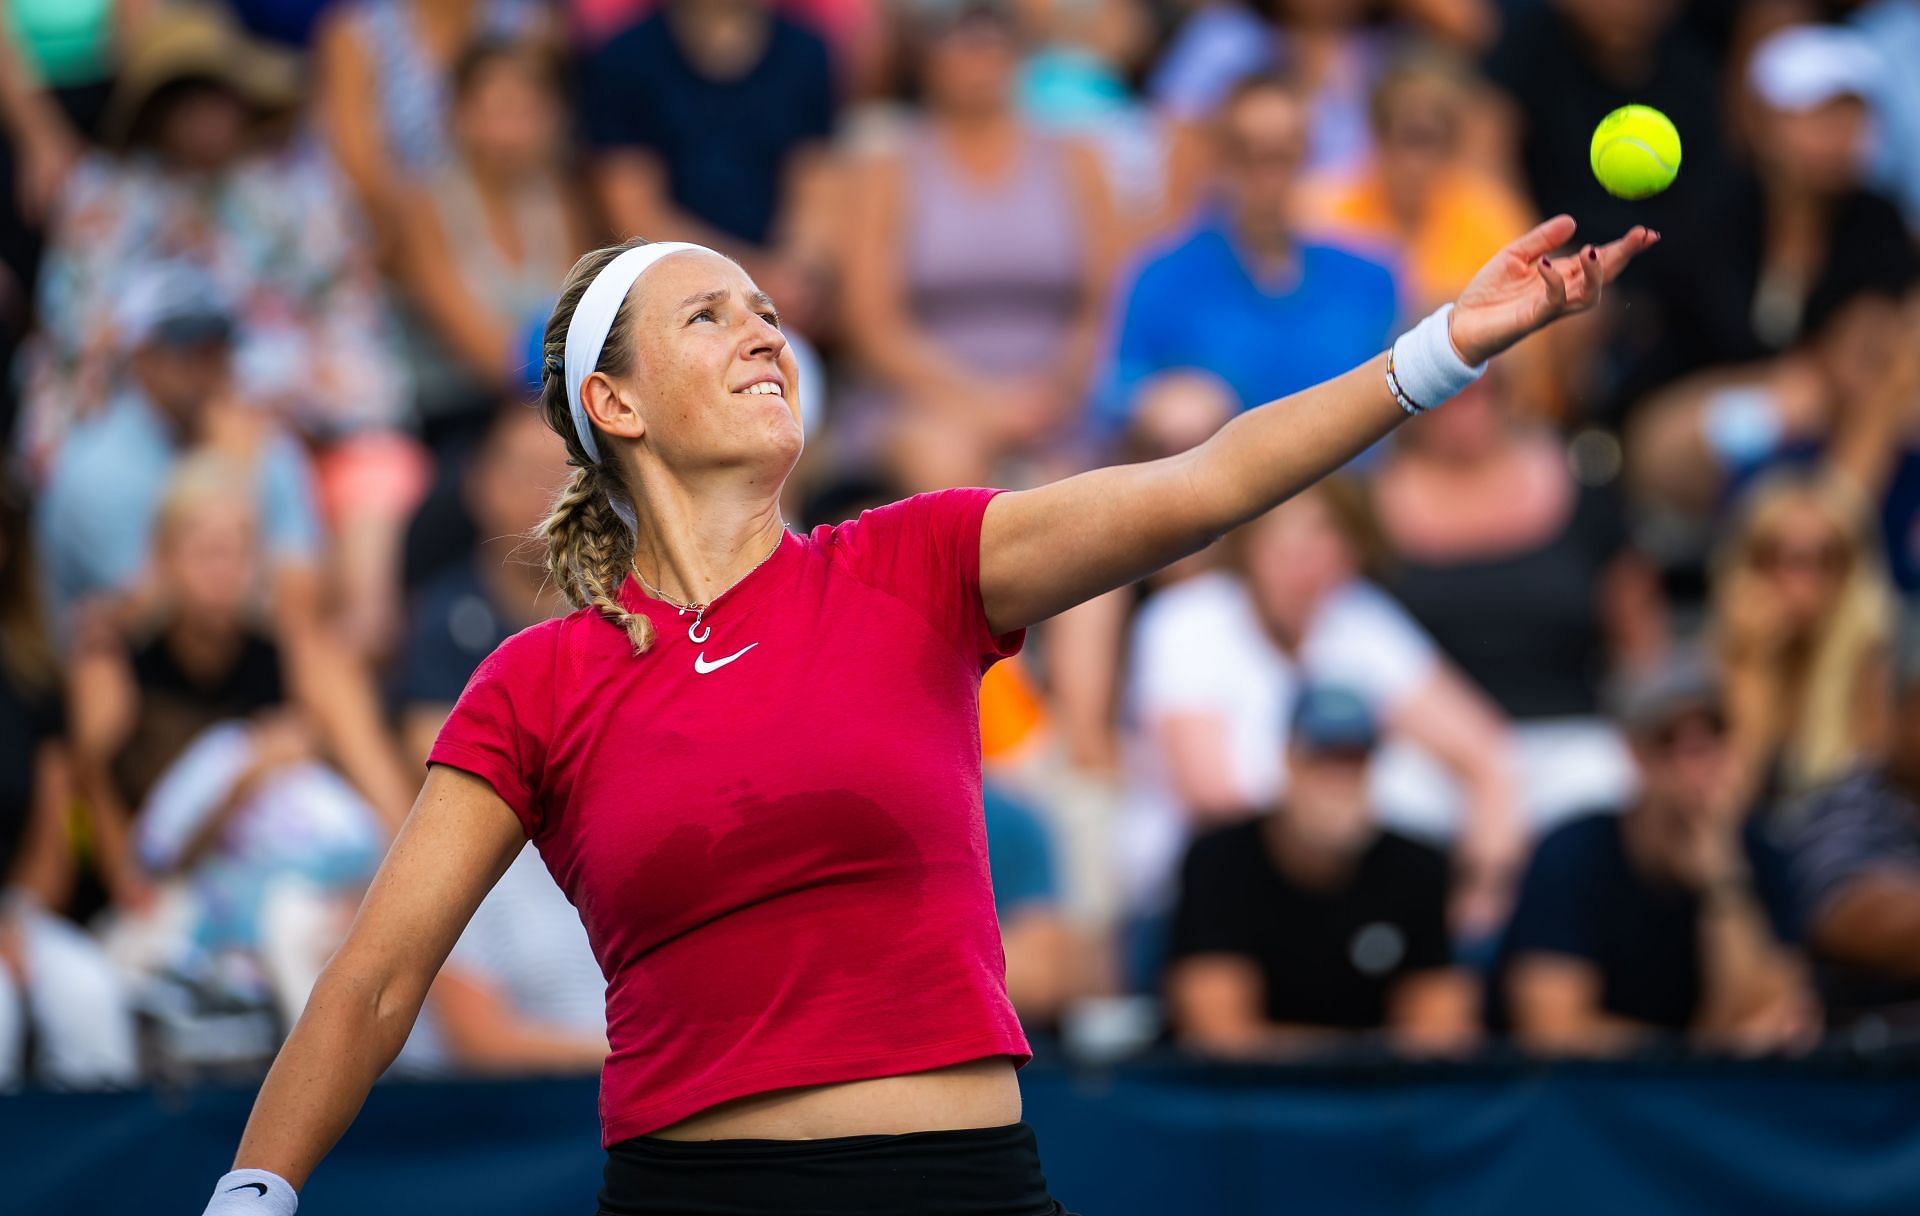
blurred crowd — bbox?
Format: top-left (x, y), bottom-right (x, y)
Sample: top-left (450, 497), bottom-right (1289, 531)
top-left (3, 0), bottom-right (1920, 1089)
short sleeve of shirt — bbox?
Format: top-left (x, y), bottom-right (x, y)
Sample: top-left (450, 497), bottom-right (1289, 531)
top-left (1502, 817), bottom-right (1606, 963)
top-left (428, 621), bottom-right (561, 838)
top-left (824, 488), bottom-right (1025, 669)
top-left (1302, 581), bottom-right (1438, 716)
top-left (1167, 823), bottom-right (1259, 961)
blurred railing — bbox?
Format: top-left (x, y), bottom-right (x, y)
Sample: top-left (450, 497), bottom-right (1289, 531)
top-left (9, 1048), bottom-right (1920, 1215)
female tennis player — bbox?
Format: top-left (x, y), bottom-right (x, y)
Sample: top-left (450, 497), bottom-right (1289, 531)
top-left (202, 215), bottom-right (1652, 1216)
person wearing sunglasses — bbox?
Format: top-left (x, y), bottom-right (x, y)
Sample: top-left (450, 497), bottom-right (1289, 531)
top-left (1712, 473), bottom-right (1895, 805)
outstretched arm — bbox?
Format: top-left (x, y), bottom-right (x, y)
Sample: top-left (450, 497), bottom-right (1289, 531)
top-left (980, 217), bottom-right (1656, 633)
top-left (219, 767), bottom-right (525, 1193)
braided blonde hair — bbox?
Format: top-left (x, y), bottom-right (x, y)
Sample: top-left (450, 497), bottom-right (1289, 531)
top-left (536, 238), bottom-right (655, 654)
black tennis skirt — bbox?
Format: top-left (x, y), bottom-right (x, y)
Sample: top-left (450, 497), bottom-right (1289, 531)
top-left (597, 1120), bottom-right (1079, 1216)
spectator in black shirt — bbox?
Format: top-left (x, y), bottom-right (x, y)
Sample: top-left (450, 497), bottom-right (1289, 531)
top-left (1482, 0), bottom-right (1730, 242)
top-left (584, 0), bottom-right (839, 331)
top-left (1782, 634), bottom-right (1920, 1039)
top-left (1626, 24), bottom-right (1920, 505)
top-left (0, 478), bottom-right (138, 1088)
top-left (1166, 682), bottom-right (1477, 1059)
top-left (396, 404), bottom-right (570, 764)
top-left (1495, 659), bottom-right (1814, 1055)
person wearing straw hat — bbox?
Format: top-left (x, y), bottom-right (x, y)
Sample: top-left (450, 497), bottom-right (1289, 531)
top-left (19, 4), bottom-right (420, 655)
top-left (202, 217), bottom-right (1654, 1213)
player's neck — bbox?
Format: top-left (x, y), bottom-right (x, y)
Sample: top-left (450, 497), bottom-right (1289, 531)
top-left (627, 489), bottom-right (787, 609)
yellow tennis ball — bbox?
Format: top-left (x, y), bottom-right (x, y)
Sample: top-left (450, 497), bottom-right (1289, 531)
top-left (1590, 105), bottom-right (1682, 200)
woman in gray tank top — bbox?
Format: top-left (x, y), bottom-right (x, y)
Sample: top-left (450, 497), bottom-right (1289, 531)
top-left (841, 3), bottom-right (1117, 489)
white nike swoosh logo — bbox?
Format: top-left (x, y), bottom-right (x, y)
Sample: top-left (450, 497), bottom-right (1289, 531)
top-left (693, 643), bottom-right (758, 674)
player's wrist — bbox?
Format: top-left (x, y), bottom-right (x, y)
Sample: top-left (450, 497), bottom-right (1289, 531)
top-left (204, 1168), bottom-right (298, 1215)
top-left (1387, 303), bottom-right (1486, 417)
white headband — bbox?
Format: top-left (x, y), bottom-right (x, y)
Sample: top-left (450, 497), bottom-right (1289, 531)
top-left (563, 241), bottom-right (710, 465)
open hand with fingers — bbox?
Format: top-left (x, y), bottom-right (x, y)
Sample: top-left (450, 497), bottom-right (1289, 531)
top-left (1447, 216), bottom-right (1660, 367)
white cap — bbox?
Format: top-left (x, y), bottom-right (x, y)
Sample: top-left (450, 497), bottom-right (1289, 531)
top-left (1749, 24), bottom-right (1882, 113)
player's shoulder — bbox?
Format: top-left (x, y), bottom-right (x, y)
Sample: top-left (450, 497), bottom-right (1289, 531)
top-left (471, 614), bottom-right (574, 682)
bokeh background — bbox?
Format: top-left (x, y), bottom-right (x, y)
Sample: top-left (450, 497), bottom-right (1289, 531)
top-left (4, 0), bottom-right (1920, 1212)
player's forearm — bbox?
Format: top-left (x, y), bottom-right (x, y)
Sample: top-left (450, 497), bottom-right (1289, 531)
top-left (1186, 354), bottom-right (1405, 535)
top-left (232, 964), bottom-right (427, 1188)
top-left (981, 357), bottom-right (1406, 631)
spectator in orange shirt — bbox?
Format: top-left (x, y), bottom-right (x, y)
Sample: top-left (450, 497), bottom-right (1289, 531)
top-left (1302, 45), bottom-right (1533, 317)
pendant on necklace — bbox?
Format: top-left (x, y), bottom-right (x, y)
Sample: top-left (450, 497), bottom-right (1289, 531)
top-left (685, 605), bottom-right (711, 645)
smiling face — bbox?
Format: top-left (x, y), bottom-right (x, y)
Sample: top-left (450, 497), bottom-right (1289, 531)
top-left (581, 249), bottom-right (805, 488)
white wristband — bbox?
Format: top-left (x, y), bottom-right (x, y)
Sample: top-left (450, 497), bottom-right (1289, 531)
top-left (204, 1169), bottom-right (298, 1215)
top-left (1387, 303), bottom-right (1486, 416)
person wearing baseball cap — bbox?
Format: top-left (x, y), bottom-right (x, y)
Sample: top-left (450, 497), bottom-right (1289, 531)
top-left (1164, 682), bottom-right (1477, 1059)
top-left (1494, 655), bottom-right (1813, 1054)
top-left (1617, 21), bottom-right (1919, 511)
top-left (35, 260), bottom-right (322, 625)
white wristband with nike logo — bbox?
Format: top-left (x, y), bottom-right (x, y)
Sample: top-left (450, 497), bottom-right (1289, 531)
top-left (204, 1168), bottom-right (297, 1215)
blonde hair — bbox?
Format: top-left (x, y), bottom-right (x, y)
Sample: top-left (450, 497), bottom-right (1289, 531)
top-left (153, 452), bottom-right (257, 543)
top-left (535, 239), bottom-right (654, 654)
top-left (1712, 473), bottom-right (1893, 787)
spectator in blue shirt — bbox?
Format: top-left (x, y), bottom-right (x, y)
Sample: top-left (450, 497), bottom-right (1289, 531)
top-left (1096, 71), bottom-right (1398, 439)
top-left (36, 262), bottom-right (322, 633)
top-left (983, 782), bottom-right (1083, 1028)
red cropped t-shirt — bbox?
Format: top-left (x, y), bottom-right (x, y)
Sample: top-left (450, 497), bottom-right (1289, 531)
top-left (429, 488), bottom-right (1032, 1145)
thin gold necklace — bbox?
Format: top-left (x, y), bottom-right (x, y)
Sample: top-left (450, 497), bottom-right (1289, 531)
top-left (632, 531), bottom-right (784, 644)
